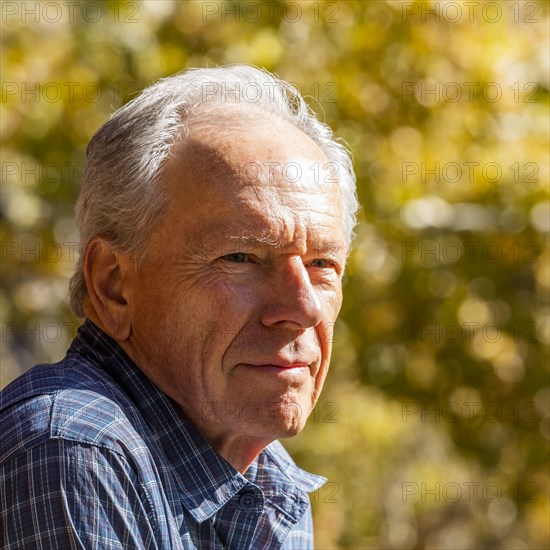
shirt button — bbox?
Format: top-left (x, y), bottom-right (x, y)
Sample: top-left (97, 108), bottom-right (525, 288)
top-left (238, 493), bottom-right (257, 510)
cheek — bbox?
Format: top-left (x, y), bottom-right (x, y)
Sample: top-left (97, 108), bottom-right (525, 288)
top-left (320, 286), bottom-right (343, 323)
top-left (166, 281), bottom-right (259, 352)
top-left (209, 279), bottom-right (261, 317)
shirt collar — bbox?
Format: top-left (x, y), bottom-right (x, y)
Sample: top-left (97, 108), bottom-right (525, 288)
top-left (71, 320), bottom-right (325, 522)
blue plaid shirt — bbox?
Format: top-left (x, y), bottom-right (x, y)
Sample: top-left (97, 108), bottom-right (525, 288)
top-left (0, 320), bottom-right (325, 549)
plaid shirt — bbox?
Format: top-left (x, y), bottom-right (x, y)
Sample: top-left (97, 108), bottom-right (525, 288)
top-left (0, 320), bottom-right (325, 549)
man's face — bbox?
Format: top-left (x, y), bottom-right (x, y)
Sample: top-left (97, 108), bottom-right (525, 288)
top-left (122, 112), bottom-right (347, 452)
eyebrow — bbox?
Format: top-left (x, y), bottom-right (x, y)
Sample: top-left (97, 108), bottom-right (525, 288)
top-left (229, 232), bottom-right (284, 248)
top-left (228, 232), bottom-right (346, 258)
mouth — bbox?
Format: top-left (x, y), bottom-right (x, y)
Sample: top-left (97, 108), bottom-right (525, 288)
top-left (238, 363), bottom-right (311, 377)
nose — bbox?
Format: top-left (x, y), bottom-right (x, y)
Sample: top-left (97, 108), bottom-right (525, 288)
top-left (259, 257), bottom-right (323, 330)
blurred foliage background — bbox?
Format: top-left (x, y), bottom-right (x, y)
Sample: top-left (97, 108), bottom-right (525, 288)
top-left (1, 1), bottom-right (549, 548)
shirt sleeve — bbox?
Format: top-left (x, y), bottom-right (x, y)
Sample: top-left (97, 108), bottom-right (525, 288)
top-left (1, 438), bottom-right (161, 550)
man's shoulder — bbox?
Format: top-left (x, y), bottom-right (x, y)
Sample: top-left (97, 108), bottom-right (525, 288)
top-left (0, 354), bottom-right (143, 466)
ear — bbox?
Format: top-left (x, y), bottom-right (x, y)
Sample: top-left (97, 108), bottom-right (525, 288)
top-left (83, 236), bottom-right (132, 341)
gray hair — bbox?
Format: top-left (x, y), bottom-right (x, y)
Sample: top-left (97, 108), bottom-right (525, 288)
top-left (69, 65), bottom-right (359, 317)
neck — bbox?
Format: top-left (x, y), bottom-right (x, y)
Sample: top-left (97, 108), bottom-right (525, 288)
top-left (175, 403), bottom-right (272, 473)
top-left (205, 432), bottom-right (268, 473)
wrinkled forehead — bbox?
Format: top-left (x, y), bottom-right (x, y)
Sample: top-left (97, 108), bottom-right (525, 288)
top-left (175, 105), bottom-right (328, 172)
top-left (156, 108), bottom-right (346, 252)
top-left (165, 106), bottom-right (337, 198)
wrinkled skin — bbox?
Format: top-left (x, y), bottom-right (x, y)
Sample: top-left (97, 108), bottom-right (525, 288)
top-left (84, 111), bottom-right (347, 472)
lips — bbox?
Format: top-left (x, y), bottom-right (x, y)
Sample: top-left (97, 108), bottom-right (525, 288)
top-left (242, 362), bottom-right (310, 369)
top-left (237, 361), bottom-right (312, 374)
top-left (237, 363), bottom-right (310, 379)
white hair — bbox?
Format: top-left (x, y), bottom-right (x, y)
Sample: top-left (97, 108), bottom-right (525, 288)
top-left (69, 65), bottom-right (359, 317)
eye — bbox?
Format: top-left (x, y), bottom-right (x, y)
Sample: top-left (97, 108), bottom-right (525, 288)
top-left (308, 258), bottom-right (337, 269)
top-left (221, 252), bottom-right (251, 263)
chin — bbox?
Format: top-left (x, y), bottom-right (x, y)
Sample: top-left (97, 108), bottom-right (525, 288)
top-left (268, 403), bottom-right (308, 438)
top-left (235, 394), bottom-right (313, 441)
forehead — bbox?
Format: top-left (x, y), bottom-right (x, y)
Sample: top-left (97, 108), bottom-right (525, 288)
top-left (179, 108), bottom-right (329, 175)
top-left (159, 112), bottom-right (345, 249)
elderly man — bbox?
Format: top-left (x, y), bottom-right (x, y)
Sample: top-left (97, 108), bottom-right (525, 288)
top-left (0, 65), bottom-right (358, 549)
